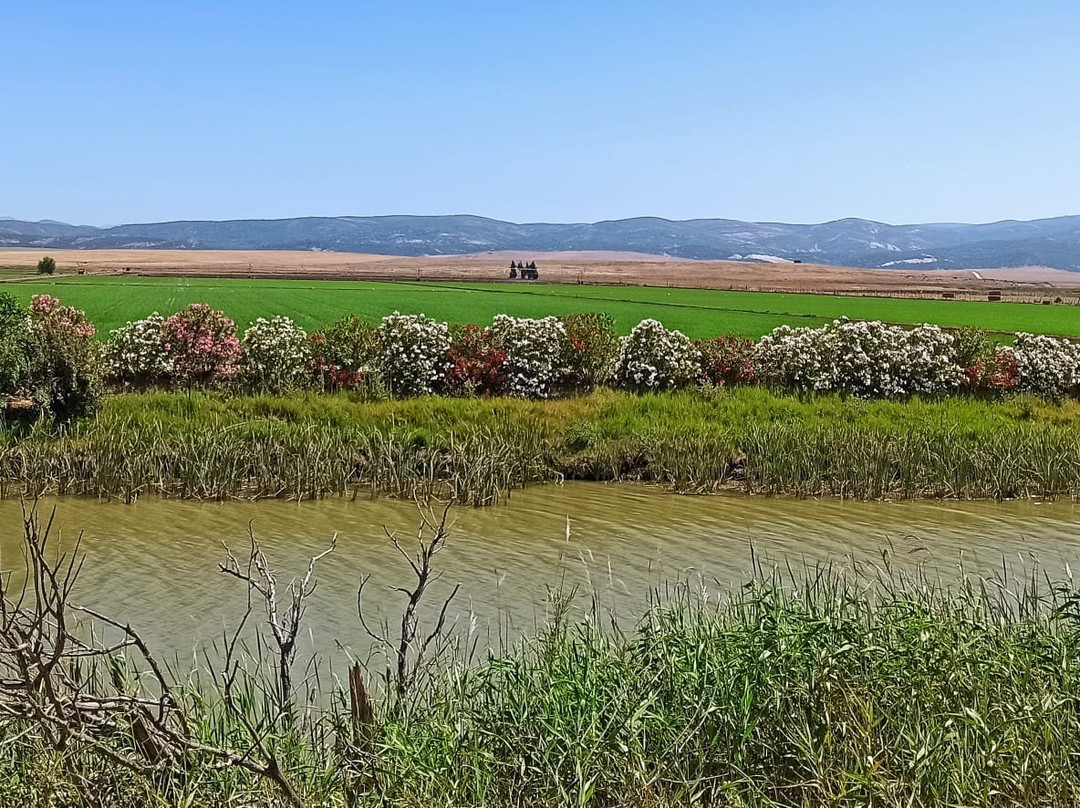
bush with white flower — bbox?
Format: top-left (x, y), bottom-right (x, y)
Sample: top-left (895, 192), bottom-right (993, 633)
top-left (614, 319), bottom-right (700, 391)
top-left (103, 313), bottom-right (172, 390)
top-left (753, 319), bottom-right (962, 397)
top-left (241, 316), bottom-right (312, 394)
top-left (490, 314), bottom-right (567, 398)
top-left (377, 312), bottom-right (450, 396)
top-left (1011, 333), bottom-right (1080, 397)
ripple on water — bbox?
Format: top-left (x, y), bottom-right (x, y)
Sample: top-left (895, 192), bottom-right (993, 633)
top-left (1, 484), bottom-right (1078, 661)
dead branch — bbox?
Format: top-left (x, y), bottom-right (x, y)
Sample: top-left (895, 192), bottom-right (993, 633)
top-left (219, 527), bottom-right (337, 714)
top-left (0, 503), bottom-right (306, 806)
top-left (356, 499), bottom-right (460, 698)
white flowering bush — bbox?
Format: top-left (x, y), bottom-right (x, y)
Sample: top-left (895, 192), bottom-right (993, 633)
top-left (753, 319), bottom-right (962, 397)
top-left (241, 316), bottom-right (311, 393)
top-left (377, 312), bottom-right (450, 396)
top-left (614, 319), bottom-right (700, 391)
top-left (1011, 333), bottom-right (1080, 397)
top-left (490, 314), bottom-right (567, 398)
top-left (103, 313), bottom-right (172, 389)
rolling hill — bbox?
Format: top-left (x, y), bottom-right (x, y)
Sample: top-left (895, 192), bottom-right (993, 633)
top-left (3, 214), bottom-right (1080, 270)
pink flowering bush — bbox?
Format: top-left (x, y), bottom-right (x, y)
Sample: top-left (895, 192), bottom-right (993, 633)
top-left (24, 294), bottom-right (102, 423)
top-left (161, 304), bottom-right (242, 389)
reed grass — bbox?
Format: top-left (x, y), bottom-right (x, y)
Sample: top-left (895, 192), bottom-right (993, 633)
top-left (1, 561), bottom-right (1078, 806)
top-left (3, 387), bottom-right (1080, 502)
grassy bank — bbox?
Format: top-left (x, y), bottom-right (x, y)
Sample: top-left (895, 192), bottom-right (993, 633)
top-left (3, 560), bottom-right (1078, 806)
top-left (4, 388), bottom-right (1080, 501)
top-left (8, 275), bottom-right (1080, 338)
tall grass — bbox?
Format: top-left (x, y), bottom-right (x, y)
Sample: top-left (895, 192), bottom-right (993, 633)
top-left (1, 559), bottom-right (1078, 806)
top-left (4, 387), bottom-right (1080, 502)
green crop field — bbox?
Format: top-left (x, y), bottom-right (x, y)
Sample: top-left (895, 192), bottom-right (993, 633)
top-left (3, 275), bottom-right (1078, 338)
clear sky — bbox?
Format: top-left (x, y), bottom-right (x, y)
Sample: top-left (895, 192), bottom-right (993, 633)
top-left (4, 1), bottom-right (1078, 227)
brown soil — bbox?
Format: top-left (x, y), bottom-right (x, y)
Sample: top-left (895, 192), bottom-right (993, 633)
top-left (2, 248), bottom-right (1079, 301)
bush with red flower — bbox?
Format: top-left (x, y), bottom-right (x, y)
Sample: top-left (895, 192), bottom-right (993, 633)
top-left (962, 349), bottom-right (1020, 394)
top-left (161, 304), bottom-right (241, 389)
top-left (445, 324), bottom-right (507, 396)
top-left (696, 334), bottom-right (757, 388)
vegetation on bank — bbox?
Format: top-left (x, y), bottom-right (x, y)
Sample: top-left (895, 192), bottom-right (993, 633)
top-left (3, 509), bottom-right (1079, 806)
top-left (4, 290), bottom-right (1080, 425)
top-left (8, 274), bottom-right (1080, 339)
top-left (5, 388), bottom-right (1080, 502)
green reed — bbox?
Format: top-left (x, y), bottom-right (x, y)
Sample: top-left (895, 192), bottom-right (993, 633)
top-left (3, 388), bottom-right (1080, 502)
top-left (2, 561), bottom-right (1078, 806)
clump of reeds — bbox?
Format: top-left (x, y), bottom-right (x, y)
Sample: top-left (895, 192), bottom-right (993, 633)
top-left (367, 560), bottom-right (1080, 807)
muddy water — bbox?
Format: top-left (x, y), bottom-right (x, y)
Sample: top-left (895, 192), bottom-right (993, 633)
top-left (2, 484), bottom-right (1079, 663)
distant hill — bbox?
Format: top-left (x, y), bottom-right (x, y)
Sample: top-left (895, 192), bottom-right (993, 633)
top-left (3, 214), bottom-right (1080, 270)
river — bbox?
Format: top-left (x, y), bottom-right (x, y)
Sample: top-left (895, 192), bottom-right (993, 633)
top-left (2, 483), bottom-right (1078, 666)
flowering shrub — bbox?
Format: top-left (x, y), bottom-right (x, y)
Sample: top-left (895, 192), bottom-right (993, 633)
top-left (0, 292), bottom-right (27, 397)
top-left (311, 316), bottom-right (379, 391)
top-left (490, 315), bottom-right (567, 398)
top-left (161, 304), bottom-right (242, 389)
top-left (377, 312), bottom-right (450, 396)
top-left (614, 319), bottom-right (700, 391)
top-left (25, 294), bottom-right (102, 423)
top-left (446, 324), bottom-right (506, 396)
top-left (560, 313), bottom-right (618, 392)
top-left (241, 316), bottom-right (311, 394)
top-left (754, 319), bottom-right (961, 397)
top-left (962, 348), bottom-right (1020, 393)
top-left (104, 313), bottom-right (171, 390)
top-left (1011, 333), bottom-right (1080, 397)
top-left (696, 335), bottom-right (757, 388)
top-left (951, 328), bottom-right (1019, 394)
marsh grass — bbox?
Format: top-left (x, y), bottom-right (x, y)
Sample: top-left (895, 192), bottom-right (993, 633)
top-left (3, 388), bottom-right (1080, 502)
top-left (2, 556), bottom-right (1079, 806)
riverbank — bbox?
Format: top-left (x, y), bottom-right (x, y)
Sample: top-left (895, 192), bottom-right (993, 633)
top-left (2, 551), bottom-right (1077, 806)
top-left (4, 388), bottom-right (1080, 502)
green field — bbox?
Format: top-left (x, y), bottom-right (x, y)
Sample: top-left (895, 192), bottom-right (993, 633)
top-left (3, 275), bottom-right (1079, 338)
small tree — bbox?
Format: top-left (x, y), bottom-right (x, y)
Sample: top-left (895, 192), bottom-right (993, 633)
top-left (36, 256), bottom-right (56, 275)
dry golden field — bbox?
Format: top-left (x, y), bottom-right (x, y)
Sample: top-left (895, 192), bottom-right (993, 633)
top-left (1, 248), bottom-right (1079, 301)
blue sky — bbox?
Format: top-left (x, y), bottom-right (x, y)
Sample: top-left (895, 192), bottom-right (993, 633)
top-left (4, 1), bottom-right (1078, 226)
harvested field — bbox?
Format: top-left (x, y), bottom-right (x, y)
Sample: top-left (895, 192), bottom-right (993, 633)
top-left (2, 248), bottom-right (1079, 301)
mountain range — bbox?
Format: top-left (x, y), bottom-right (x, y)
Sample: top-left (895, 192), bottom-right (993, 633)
top-left (3, 214), bottom-right (1080, 270)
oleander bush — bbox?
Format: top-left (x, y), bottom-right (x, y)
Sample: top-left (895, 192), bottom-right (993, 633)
top-left (161, 303), bottom-right (242, 389)
top-left (377, 312), bottom-right (451, 397)
top-left (560, 312), bottom-right (619, 392)
top-left (0, 292), bottom-right (28, 397)
top-left (696, 334), bottom-right (757, 388)
top-left (241, 315), bottom-right (311, 394)
top-left (21, 294), bottom-right (102, 423)
top-left (490, 314), bottom-right (568, 398)
top-left (445, 323), bottom-right (507, 396)
top-left (614, 318), bottom-right (700, 391)
top-left (754, 318), bottom-right (962, 397)
top-left (1011, 332), bottom-right (1080, 397)
top-left (103, 313), bottom-right (171, 390)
